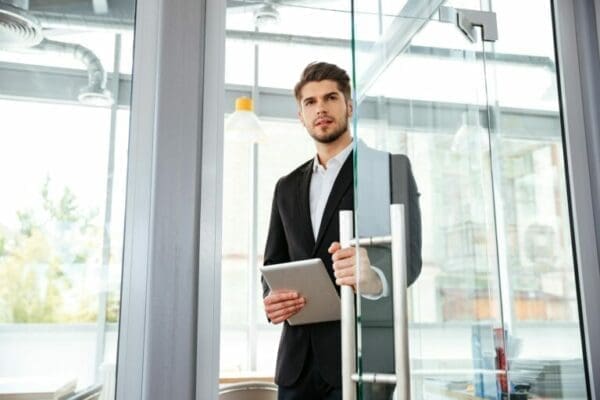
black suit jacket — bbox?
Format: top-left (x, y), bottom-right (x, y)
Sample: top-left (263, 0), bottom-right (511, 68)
top-left (262, 150), bottom-right (421, 388)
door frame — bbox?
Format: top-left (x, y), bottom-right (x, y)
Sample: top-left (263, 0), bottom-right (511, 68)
top-left (552, 1), bottom-right (600, 399)
top-left (115, 0), bottom-right (225, 398)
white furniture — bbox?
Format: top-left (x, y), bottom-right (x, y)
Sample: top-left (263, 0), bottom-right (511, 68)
top-left (0, 377), bottom-right (76, 400)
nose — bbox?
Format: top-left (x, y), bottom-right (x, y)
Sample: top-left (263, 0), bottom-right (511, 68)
top-left (316, 100), bottom-right (327, 115)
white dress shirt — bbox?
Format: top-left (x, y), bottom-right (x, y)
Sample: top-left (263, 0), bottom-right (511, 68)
top-left (309, 141), bottom-right (388, 299)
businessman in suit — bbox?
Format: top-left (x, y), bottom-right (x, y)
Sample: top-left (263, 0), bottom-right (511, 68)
top-left (262, 62), bottom-right (421, 400)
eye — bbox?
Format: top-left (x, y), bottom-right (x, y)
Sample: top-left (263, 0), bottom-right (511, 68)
top-left (304, 99), bottom-right (315, 106)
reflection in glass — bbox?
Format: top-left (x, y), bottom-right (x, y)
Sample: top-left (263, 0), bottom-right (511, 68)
top-left (349, 0), bottom-right (589, 399)
top-left (352, 7), bottom-right (507, 397)
top-left (483, 2), bottom-right (588, 397)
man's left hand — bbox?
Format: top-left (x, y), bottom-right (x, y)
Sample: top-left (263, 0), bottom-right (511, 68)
top-left (328, 242), bottom-right (383, 295)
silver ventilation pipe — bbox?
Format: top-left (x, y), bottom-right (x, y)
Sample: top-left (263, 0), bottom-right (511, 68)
top-left (32, 38), bottom-right (113, 105)
top-left (3, 0), bottom-right (28, 10)
top-left (0, 1), bottom-right (113, 105)
top-left (35, 12), bottom-right (133, 33)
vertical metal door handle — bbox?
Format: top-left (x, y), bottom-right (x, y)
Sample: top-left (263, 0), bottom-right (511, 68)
top-left (390, 204), bottom-right (410, 400)
top-left (340, 206), bottom-right (410, 399)
top-left (340, 210), bottom-right (356, 400)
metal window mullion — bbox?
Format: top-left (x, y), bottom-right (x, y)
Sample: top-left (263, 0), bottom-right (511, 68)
top-left (114, 0), bottom-right (161, 396)
top-left (247, 31), bottom-right (260, 373)
top-left (552, 1), bottom-right (600, 399)
top-left (116, 0), bottom-right (225, 399)
top-left (95, 32), bottom-right (122, 384)
top-left (196, 0), bottom-right (226, 398)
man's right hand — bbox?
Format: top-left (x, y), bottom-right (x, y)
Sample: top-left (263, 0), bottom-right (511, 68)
top-left (263, 290), bottom-right (306, 324)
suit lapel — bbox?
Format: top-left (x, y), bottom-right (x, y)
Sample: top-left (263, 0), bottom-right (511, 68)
top-left (312, 152), bottom-right (353, 254)
top-left (299, 160), bottom-right (316, 252)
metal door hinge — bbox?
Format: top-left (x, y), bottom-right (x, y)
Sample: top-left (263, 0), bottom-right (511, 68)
top-left (439, 6), bottom-right (498, 42)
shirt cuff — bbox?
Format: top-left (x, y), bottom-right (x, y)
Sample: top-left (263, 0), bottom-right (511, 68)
top-left (361, 265), bottom-right (389, 300)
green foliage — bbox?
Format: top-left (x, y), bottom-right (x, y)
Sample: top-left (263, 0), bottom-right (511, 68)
top-left (106, 291), bottom-right (120, 323)
top-left (0, 229), bottom-right (64, 322)
top-left (0, 179), bottom-right (106, 323)
top-left (42, 177), bottom-right (99, 233)
top-left (16, 210), bottom-right (35, 236)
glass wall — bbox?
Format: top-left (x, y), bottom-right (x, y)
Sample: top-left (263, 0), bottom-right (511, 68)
top-left (218, 1), bottom-right (589, 398)
top-left (220, 1), bottom-right (354, 379)
top-left (350, 0), bottom-right (589, 399)
top-left (0, 2), bottom-right (136, 398)
top-left (484, 1), bottom-right (587, 398)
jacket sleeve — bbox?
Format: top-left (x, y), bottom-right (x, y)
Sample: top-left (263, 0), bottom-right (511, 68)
top-left (390, 154), bottom-right (422, 287)
top-left (406, 157), bottom-right (422, 286)
top-left (261, 178), bottom-right (291, 299)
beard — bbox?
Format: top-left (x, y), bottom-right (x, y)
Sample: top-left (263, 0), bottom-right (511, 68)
top-left (308, 115), bottom-right (349, 144)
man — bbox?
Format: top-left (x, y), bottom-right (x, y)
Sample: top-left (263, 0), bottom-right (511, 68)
top-left (262, 62), bottom-right (422, 400)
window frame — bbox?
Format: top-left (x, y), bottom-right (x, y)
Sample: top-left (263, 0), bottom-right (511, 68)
top-left (552, 1), bottom-right (600, 399)
top-left (115, 0), bottom-right (225, 398)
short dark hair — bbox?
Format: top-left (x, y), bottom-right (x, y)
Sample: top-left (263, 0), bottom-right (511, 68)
top-left (294, 62), bottom-right (351, 102)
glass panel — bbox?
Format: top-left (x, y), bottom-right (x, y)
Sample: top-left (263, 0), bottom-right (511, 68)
top-left (350, 2), bottom-right (507, 399)
top-left (483, 1), bottom-right (589, 398)
top-left (0, 2), bottom-right (136, 398)
top-left (220, 118), bottom-right (315, 378)
top-left (221, 1), bottom-right (354, 382)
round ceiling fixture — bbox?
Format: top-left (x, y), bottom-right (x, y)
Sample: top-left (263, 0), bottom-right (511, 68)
top-left (0, 2), bottom-right (43, 49)
top-left (254, 2), bottom-right (280, 28)
top-left (78, 87), bottom-right (114, 107)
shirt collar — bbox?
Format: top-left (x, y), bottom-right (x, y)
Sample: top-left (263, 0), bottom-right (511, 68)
top-left (312, 140), bottom-right (354, 172)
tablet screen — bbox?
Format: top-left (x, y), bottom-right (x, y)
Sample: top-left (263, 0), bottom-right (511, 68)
top-left (260, 258), bottom-right (340, 325)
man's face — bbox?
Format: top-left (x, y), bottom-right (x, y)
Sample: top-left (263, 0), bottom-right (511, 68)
top-left (297, 80), bottom-right (353, 144)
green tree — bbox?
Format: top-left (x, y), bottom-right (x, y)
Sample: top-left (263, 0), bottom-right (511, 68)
top-left (0, 179), bottom-right (101, 323)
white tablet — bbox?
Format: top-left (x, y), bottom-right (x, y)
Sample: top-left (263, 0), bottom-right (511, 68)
top-left (260, 258), bottom-right (341, 326)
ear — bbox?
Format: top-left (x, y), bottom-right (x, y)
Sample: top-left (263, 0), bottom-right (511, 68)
top-left (297, 109), bottom-right (306, 126)
top-left (347, 99), bottom-right (353, 117)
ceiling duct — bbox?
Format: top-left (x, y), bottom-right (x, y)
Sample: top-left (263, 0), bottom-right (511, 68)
top-left (36, 12), bottom-right (132, 33)
top-left (0, 1), bottom-right (43, 48)
top-left (32, 38), bottom-right (112, 105)
top-left (0, 1), bottom-right (112, 106)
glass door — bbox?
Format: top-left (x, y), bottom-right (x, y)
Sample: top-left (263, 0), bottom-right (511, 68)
top-left (481, 1), bottom-right (589, 399)
top-left (347, 0), bottom-right (589, 399)
top-left (350, 2), bottom-right (507, 399)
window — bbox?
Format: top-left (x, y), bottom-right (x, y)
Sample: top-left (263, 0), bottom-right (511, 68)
top-left (0, 13), bottom-right (135, 397)
top-left (219, 2), bottom-right (589, 398)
